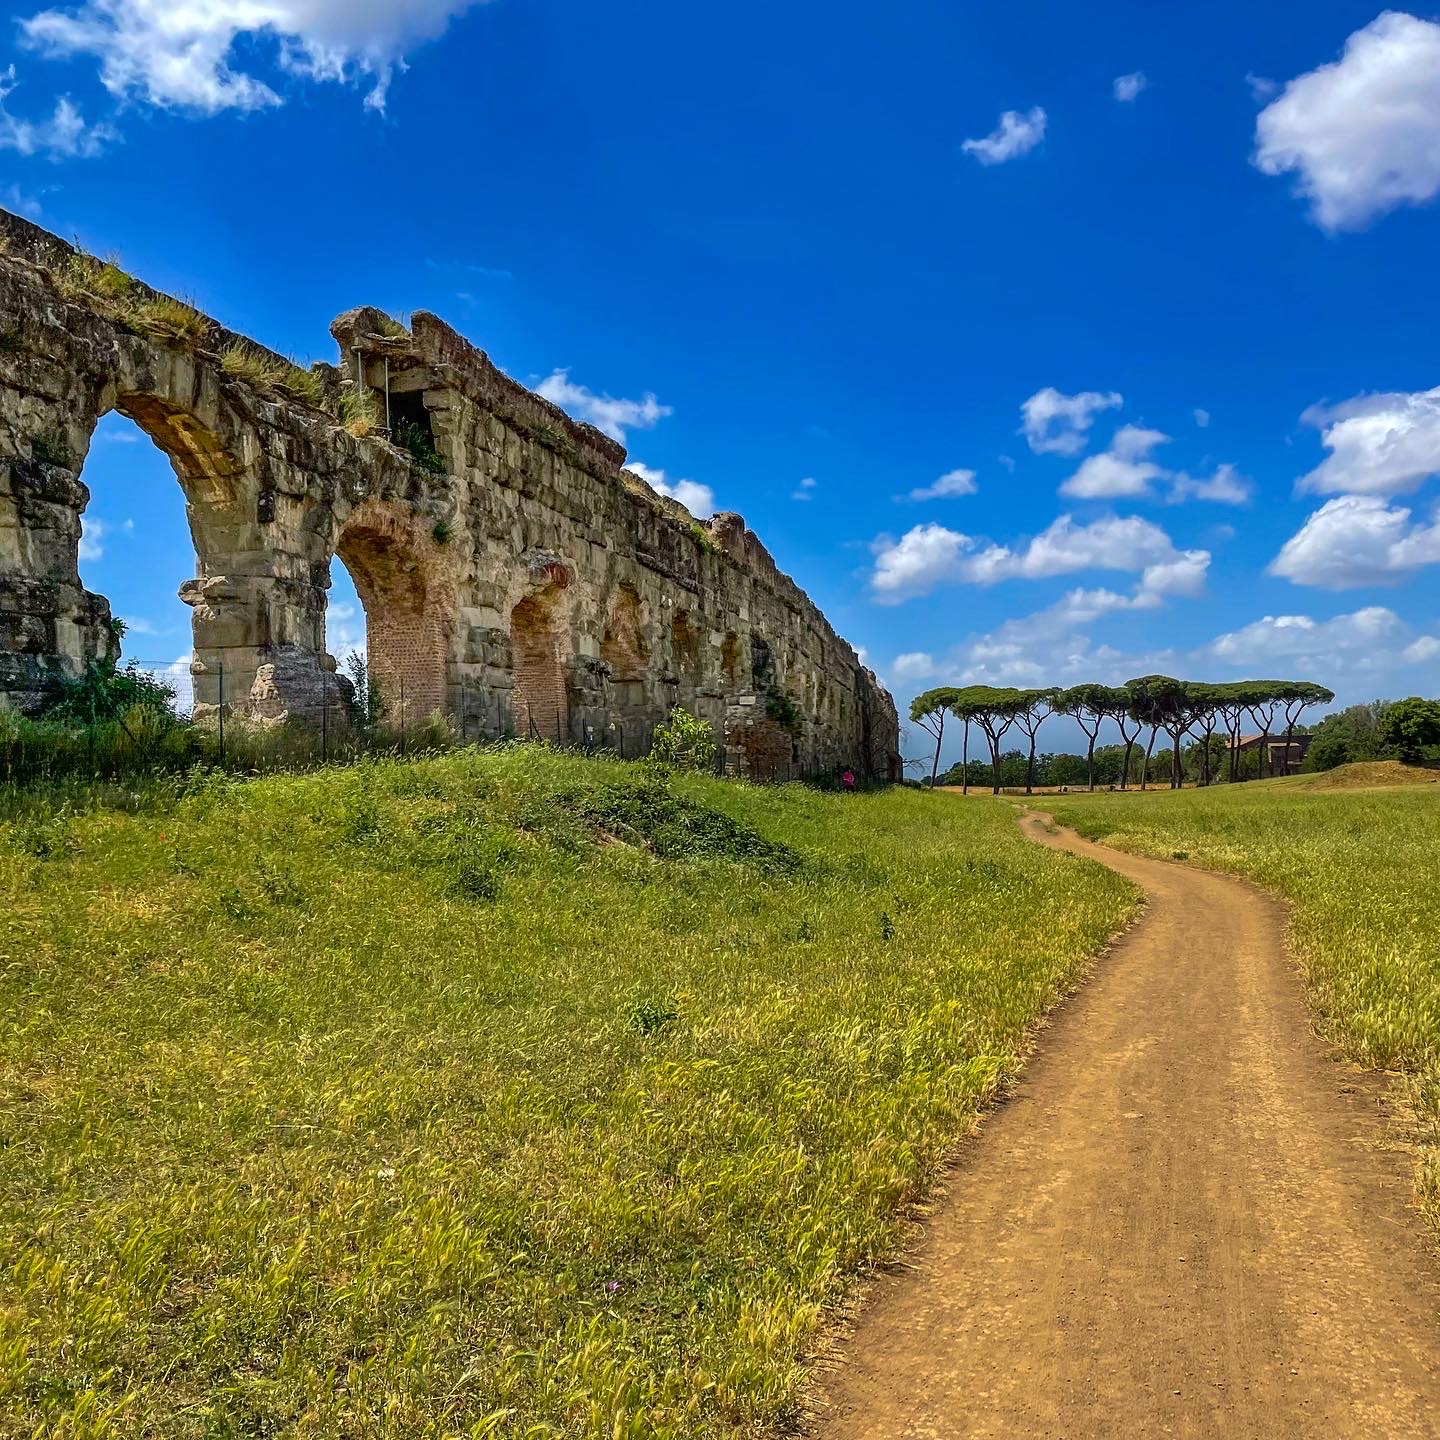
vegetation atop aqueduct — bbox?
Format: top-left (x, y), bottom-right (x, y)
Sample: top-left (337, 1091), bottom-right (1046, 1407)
top-left (0, 745), bottom-right (1134, 1438)
top-left (910, 677), bottom-right (1337, 793)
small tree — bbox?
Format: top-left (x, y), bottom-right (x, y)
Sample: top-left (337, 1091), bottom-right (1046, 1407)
top-left (1014, 687), bottom-right (1059, 795)
top-left (1125, 675), bottom-right (1186, 791)
top-left (651, 706), bottom-right (719, 771)
top-left (1277, 680), bottom-right (1335, 773)
top-left (1377, 696), bottom-right (1440, 764)
top-left (952, 685), bottom-right (1027, 793)
top-left (910, 687), bottom-right (961, 788)
top-left (343, 651), bottom-right (385, 729)
top-left (1057, 683), bottom-right (1128, 792)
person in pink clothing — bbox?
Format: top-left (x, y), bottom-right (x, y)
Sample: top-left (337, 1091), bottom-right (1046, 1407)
top-left (841, 769), bottom-right (856, 791)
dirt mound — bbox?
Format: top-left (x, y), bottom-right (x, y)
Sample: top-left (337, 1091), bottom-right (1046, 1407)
top-left (1288, 760), bottom-right (1439, 790)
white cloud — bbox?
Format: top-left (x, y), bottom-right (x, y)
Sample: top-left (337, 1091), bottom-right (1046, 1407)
top-left (19, 0), bottom-right (485, 114)
top-left (1021, 386), bottom-right (1123, 456)
top-left (1298, 386), bottom-right (1440, 496)
top-left (1194, 408), bottom-right (1211, 428)
top-left (1247, 73), bottom-right (1280, 103)
top-left (1, 181), bottom-right (43, 217)
top-left (78, 515), bottom-right (106, 562)
top-left (962, 106), bottom-right (1047, 165)
top-left (869, 523), bottom-right (974, 602)
top-left (1061, 424), bottom-right (1170, 499)
top-left (1167, 463), bottom-right (1253, 505)
top-left (1253, 11), bottom-right (1440, 230)
top-left (0, 65), bottom-right (114, 158)
top-left (792, 475), bottom-right (818, 502)
top-left (1113, 71), bottom-right (1148, 102)
top-left (537, 370), bottom-right (672, 445)
top-left (1207, 606), bottom-right (1436, 673)
top-left (626, 461), bottom-right (716, 520)
top-left (870, 512), bottom-right (1207, 601)
top-left (906, 468), bottom-right (977, 501)
top-left (891, 652), bottom-right (937, 683)
top-left (1270, 494), bottom-right (1440, 589)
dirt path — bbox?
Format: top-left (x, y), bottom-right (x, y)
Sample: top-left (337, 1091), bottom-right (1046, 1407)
top-left (813, 808), bottom-right (1440, 1439)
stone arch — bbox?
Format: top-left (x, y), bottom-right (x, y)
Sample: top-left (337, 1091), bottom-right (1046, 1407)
top-left (509, 586), bottom-right (569, 742)
top-left (601, 582), bottom-right (649, 681)
top-left (18, 377), bottom-right (255, 715)
top-left (332, 502), bottom-right (453, 725)
top-left (671, 609), bottom-right (701, 680)
top-left (720, 631), bottom-right (742, 687)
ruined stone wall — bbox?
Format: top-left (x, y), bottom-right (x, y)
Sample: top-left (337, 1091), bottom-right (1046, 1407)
top-left (0, 209), bottom-right (900, 779)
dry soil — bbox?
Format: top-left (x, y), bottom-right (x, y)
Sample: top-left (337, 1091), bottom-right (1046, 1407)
top-left (813, 808), bottom-right (1440, 1439)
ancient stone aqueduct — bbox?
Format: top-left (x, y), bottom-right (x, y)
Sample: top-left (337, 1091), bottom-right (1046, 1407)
top-left (0, 209), bottom-right (899, 779)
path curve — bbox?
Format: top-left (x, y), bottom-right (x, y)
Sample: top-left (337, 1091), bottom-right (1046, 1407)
top-left (813, 807), bottom-right (1440, 1439)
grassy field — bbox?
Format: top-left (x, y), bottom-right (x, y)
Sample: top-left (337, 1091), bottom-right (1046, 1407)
top-left (1045, 774), bottom-right (1440, 1223)
top-left (0, 750), bottom-right (1134, 1439)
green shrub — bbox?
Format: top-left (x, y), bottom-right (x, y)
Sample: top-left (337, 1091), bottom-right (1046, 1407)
top-left (395, 418), bottom-right (447, 474)
top-left (766, 689), bottom-right (803, 735)
top-left (650, 706), bottom-right (717, 771)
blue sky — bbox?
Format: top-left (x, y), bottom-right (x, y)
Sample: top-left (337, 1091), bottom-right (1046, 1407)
top-left (4, 0), bottom-right (1439, 758)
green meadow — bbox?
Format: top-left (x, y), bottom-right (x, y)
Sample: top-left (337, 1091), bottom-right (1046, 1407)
top-left (1, 751), bottom-right (1133, 1439)
top-left (1047, 776), bottom-right (1440, 1225)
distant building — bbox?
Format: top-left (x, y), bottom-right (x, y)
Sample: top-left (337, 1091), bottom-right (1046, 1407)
top-left (1230, 733), bottom-right (1312, 776)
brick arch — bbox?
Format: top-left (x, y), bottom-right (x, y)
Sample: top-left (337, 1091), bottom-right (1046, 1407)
top-left (601, 582), bottom-right (649, 681)
top-left (671, 609), bottom-right (702, 679)
top-left (510, 587), bottom-right (569, 741)
top-left (332, 503), bottom-right (454, 725)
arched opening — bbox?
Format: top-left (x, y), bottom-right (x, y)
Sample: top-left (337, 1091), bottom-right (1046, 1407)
top-left (671, 610), bottom-right (701, 680)
top-left (331, 520), bottom-right (450, 728)
top-left (510, 590), bottom-right (568, 742)
top-left (601, 583), bottom-right (649, 681)
top-left (721, 632), bottom-right (742, 687)
top-left (70, 410), bottom-right (213, 713)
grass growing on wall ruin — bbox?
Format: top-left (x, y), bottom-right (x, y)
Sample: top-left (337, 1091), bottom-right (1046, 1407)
top-left (1, 750), bottom-right (1133, 1439)
top-left (1045, 779), bottom-right (1440, 1227)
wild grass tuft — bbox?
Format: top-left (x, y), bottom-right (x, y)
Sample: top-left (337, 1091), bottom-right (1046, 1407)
top-left (219, 341), bottom-right (286, 388)
top-left (135, 293), bottom-right (211, 344)
top-left (0, 756), bottom-right (1133, 1436)
top-left (339, 386), bottom-right (383, 438)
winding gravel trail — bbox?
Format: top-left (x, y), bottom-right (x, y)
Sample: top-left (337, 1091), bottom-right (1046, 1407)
top-left (814, 807), bottom-right (1440, 1439)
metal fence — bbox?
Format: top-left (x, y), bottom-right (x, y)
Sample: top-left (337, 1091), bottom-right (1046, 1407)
top-left (3, 671), bottom-right (848, 788)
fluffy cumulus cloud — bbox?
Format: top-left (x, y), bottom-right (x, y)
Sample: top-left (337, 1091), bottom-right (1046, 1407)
top-left (962, 106), bottom-right (1047, 165)
top-left (1298, 386), bottom-right (1440, 496)
top-left (906, 468), bottom-right (977, 502)
top-left (1253, 11), bottom-right (1440, 230)
top-left (0, 65), bottom-right (114, 157)
top-left (1168, 463), bottom-right (1253, 505)
top-left (1021, 387), bottom-right (1123, 456)
top-left (869, 512), bottom-right (1209, 602)
top-left (792, 476), bottom-right (818, 502)
top-left (1207, 606), bottom-right (1439, 674)
top-left (1061, 424), bottom-right (1170, 499)
top-left (536, 370), bottom-right (672, 446)
top-left (626, 461), bottom-right (716, 520)
top-left (18, 0), bottom-right (487, 114)
top-left (1113, 71), bottom-right (1148, 102)
top-left (899, 591), bottom-right (1179, 692)
top-left (890, 652), bottom-right (937, 683)
top-left (1270, 494), bottom-right (1440, 589)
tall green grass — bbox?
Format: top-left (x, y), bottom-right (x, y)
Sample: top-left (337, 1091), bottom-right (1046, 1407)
top-left (0, 750), bottom-right (1133, 1438)
top-left (1046, 782), bottom-right (1440, 1222)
